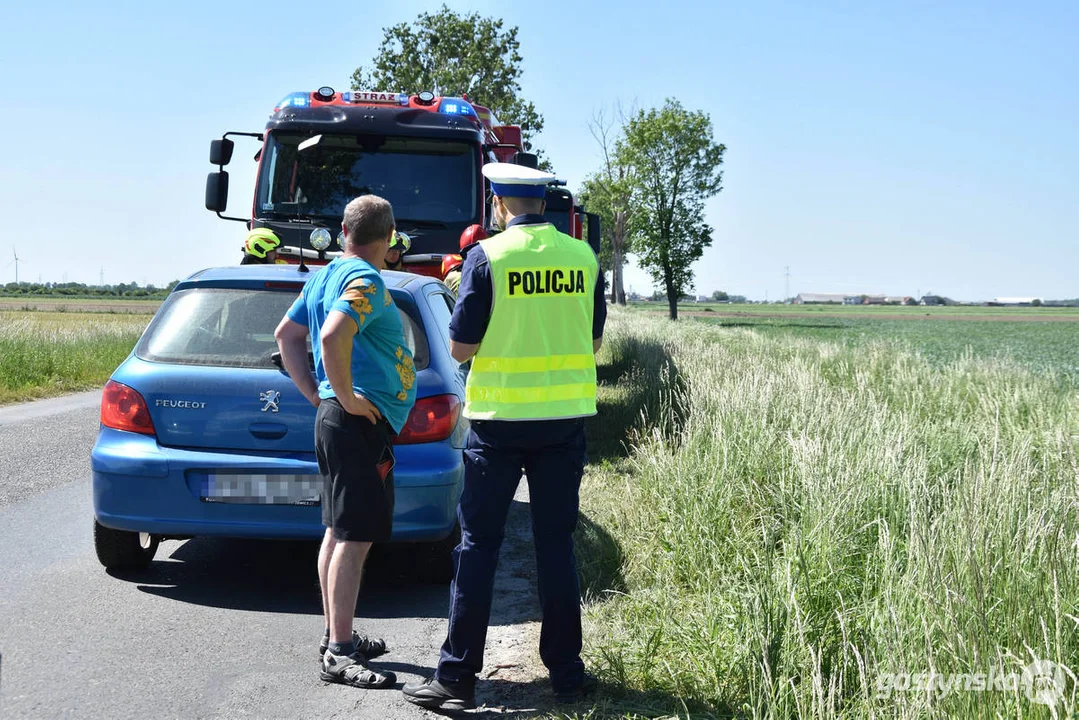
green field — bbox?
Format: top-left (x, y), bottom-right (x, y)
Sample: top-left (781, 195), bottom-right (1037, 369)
top-left (624, 302), bottom-right (1079, 385)
top-left (566, 306), bottom-right (1079, 719)
top-left (0, 310), bottom-right (152, 404)
top-left (632, 301), bottom-right (1079, 318)
top-left (690, 315), bottom-right (1079, 384)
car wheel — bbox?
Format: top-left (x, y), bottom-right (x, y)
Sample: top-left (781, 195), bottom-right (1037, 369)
top-left (94, 520), bottom-right (159, 571)
top-left (426, 522), bottom-right (461, 584)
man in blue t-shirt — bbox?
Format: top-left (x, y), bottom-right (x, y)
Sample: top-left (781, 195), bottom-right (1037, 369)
top-left (274, 194), bottom-right (416, 692)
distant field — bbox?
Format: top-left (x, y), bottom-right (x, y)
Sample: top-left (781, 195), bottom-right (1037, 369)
top-left (0, 297), bottom-right (162, 314)
top-left (623, 302), bottom-right (1079, 383)
top-left (631, 301), bottom-right (1079, 319)
top-left (0, 310), bottom-right (152, 404)
top-left (693, 314), bottom-right (1079, 383)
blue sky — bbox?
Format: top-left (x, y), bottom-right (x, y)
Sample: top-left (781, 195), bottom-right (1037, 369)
top-left (1, 0), bottom-right (1075, 301)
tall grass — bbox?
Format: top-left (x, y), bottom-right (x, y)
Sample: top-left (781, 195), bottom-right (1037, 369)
top-left (571, 308), bottom-right (1079, 718)
top-left (0, 313), bottom-right (149, 404)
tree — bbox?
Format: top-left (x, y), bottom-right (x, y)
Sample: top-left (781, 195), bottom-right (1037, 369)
top-left (351, 5), bottom-right (546, 159)
top-left (620, 99), bottom-right (725, 320)
top-left (711, 290), bottom-right (729, 302)
top-left (578, 106), bottom-right (636, 305)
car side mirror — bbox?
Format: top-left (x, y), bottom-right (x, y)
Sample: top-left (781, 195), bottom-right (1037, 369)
top-left (210, 138), bottom-right (235, 166)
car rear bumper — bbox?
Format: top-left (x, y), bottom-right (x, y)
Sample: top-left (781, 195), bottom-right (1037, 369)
top-left (91, 428), bottom-right (462, 542)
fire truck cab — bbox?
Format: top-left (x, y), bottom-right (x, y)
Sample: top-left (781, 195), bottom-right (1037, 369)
top-left (206, 87), bottom-right (600, 273)
top-left (205, 87), bottom-right (525, 277)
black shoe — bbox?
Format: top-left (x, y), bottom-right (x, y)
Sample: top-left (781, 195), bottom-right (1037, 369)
top-left (401, 676), bottom-right (476, 710)
top-left (554, 673), bottom-right (598, 703)
top-left (318, 630), bottom-right (388, 662)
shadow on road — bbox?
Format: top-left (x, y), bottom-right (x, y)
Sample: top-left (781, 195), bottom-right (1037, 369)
top-left (116, 536), bottom-right (455, 619)
top-left (116, 496), bottom-right (542, 628)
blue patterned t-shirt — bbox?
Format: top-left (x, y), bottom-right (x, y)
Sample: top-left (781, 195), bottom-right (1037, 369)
top-left (287, 257), bottom-right (416, 433)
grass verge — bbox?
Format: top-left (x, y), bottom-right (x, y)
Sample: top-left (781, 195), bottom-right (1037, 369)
top-left (0, 311), bottom-right (150, 404)
top-left (561, 307), bottom-right (1079, 718)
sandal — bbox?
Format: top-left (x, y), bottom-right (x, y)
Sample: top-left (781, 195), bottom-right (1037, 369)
top-left (318, 631), bottom-right (388, 662)
top-left (321, 651), bottom-right (396, 689)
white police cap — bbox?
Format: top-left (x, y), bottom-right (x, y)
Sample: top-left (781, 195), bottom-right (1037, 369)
top-left (482, 162), bottom-right (556, 199)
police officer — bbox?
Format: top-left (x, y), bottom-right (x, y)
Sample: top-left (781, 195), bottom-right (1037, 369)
top-left (403, 163), bottom-right (606, 710)
top-left (241, 228), bottom-right (283, 264)
top-left (383, 231), bottom-right (411, 271)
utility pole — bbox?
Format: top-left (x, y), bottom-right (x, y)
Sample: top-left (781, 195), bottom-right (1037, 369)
top-left (784, 266), bottom-right (790, 303)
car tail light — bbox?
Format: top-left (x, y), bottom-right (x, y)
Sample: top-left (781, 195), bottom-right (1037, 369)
top-left (395, 394), bottom-right (460, 445)
top-left (101, 380), bottom-right (156, 435)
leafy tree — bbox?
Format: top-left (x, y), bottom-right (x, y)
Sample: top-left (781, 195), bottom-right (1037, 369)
top-left (351, 5), bottom-right (546, 159)
top-left (620, 99), bottom-right (725, 320)
top-left (578, 106), bottom-right (637, 304)
top-left (711, 290), bottom-right (729, 302)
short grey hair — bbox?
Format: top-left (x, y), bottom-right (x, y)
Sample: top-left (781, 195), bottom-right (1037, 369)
top-left (342, 195), bottom-right (395, 246)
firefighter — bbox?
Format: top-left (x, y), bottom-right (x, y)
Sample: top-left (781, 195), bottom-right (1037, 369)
top-left (402, 163), bottom-right (606, 710)
top-left (241, 228), bottom-right (282, 265)
top-left (383, 231), bottom-right (411, 271)
top-left (440, 254), bottom-right (464, 293)
top-left (442, 224), bottom-right (488, 293)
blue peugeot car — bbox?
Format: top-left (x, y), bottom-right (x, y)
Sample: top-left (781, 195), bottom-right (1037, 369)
top-left (91, 265), bottom-right (467, 578)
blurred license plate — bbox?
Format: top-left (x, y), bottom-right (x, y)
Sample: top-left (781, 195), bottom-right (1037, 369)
top-left (202, 474), bottom-right (322, 505)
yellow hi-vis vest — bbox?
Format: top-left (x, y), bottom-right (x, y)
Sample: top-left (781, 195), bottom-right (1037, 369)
top-left (464, 223), bottom-right (599, 421)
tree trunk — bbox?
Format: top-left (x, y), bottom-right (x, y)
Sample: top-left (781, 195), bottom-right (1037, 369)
top-left (664, 268), bottom-right (678, 321)
top-left (611, 245), bottom-right (625, 305)
top-left (612, 210), bottom-right (627, 305)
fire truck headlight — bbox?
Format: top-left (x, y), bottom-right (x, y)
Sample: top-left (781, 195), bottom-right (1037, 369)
top-left (336, 231), bottom-right (346, 249)
top-left (310, 228), bottom-right (332, 251)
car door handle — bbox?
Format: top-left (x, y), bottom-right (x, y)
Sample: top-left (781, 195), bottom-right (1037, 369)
top-left (249, 422), bottom-right (288, 440)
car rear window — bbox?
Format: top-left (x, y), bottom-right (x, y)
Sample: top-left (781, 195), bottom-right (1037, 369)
top-left (136, 287), bottom-right (429, 369)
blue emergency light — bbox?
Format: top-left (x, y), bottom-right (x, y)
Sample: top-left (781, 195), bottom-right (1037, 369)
top-left (274, 91), bottom-right (310, 112)
top-left (438, 98), bottom-right (478, 119)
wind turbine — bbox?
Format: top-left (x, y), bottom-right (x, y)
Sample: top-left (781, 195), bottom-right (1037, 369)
top-left (8, 246), bottom-right (18, 285)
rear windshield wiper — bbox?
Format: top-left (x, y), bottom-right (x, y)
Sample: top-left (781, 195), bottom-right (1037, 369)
top-left (270, 351), bottom-right (315, 372)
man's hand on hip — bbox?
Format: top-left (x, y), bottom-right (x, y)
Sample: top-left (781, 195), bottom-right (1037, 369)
top-left (342, 392), bottom-right (383, 424)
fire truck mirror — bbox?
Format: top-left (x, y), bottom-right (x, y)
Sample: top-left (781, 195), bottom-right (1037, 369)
top-left (513, 152), bottom-right (539, 169)
top-left (210, 139), bottom-right (235, 166)
top-left (205, 171), bottom-right (230, 212)
top-left (586, 213), bottom-right (602, 256)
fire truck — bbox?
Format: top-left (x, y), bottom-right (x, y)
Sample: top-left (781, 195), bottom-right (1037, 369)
top-left (205, 87), bottom-right (599, 275)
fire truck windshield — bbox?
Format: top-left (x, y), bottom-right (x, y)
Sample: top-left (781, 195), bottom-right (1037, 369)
top-left (255, 132), bottom-right (478, 225)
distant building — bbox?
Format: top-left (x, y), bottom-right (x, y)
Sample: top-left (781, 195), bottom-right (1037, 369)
top-left (920, 295), bottom-right (957, 306)
top-left (794, 293), bottom-right (848, 304)
top-left (989, 297), bottom-right (1042, 306)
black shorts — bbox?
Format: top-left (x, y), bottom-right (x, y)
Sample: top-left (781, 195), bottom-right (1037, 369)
top-left (315, 397), bottom-right (396, 542)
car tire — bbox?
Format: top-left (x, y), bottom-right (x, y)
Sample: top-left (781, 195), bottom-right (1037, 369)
top-left (426, 522), bottom-right (461, 584)
top-left (94, 520), bottom-right (159, 571)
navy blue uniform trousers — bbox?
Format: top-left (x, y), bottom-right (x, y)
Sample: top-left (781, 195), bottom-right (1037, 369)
top-left (437, 418), bottom-right (587, 692)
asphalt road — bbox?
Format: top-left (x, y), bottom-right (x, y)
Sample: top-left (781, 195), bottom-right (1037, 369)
top-left (0, 393), bottom-right (546, 719)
